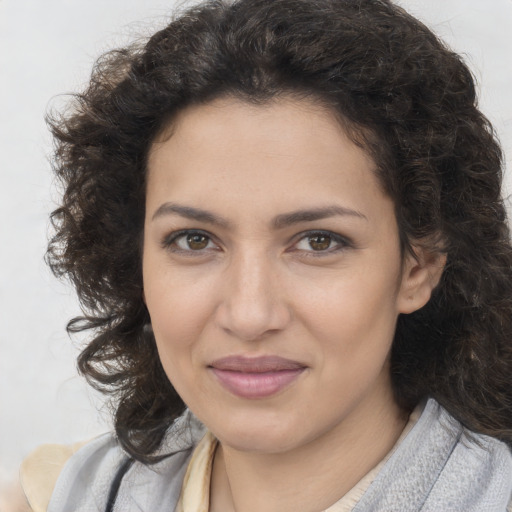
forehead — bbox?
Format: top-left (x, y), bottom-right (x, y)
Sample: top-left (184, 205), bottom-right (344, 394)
top-left (145, 97), bottom-right (392, 227)
top-left (149, 96), bottom-right (370, 165)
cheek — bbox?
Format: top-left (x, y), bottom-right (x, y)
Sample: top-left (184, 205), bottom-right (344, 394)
top-left (147, 287), bottom-right (206, 345)
top-left (300, 264), bottom-right (400, 324)
top-left (146, 286), bottom-right (209, 400)
top-left (143, 262), bottom-right (218, 368)
top-left (298, 274), bottom-right (400, 413)
top-left (293, 265), bottom-right (401, 362)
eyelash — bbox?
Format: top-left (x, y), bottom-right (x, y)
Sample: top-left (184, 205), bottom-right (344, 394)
top-left (161, 229), bottom-right (352, 257)
top-left (290, 230), bottom-right (352, 257)
top-left (161, 229), bottom-right (218, 255)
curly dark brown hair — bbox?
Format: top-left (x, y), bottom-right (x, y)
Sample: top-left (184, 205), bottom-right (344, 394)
top-left (47, 0), bottom-right (512, 463)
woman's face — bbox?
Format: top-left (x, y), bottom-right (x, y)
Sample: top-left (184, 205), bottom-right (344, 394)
top-left (143, 97), bottom-right (421, 454)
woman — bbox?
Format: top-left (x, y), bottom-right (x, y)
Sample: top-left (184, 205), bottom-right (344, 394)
top-left (21, 0), bottom-right (512, 510)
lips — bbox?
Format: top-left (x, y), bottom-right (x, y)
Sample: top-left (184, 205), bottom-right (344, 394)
top-left (209, 356), bottom-right (307, 399)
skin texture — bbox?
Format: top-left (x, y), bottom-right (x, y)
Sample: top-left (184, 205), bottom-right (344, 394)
top-left (143, 97), bottom-right (444, 511)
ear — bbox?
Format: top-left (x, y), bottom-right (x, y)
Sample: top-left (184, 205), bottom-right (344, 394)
top-left (397, 246), bottom-right (446, 314)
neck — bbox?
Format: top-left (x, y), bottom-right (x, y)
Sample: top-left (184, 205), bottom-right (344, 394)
top-left (209, 390), bottom-right (408, 512)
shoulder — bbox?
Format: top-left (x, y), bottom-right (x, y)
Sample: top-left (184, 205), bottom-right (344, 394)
top-left (422, 403), bottom-right (512, 512)
top-left (20, 435), bottom-right (119, 512)
top-left (44, 433), bottom-right (125, 511)
top-left (354, 399), bottom-right (512, 512)
top-left (32, 410), bottom-right (205, 512)
top-left (20, 439), bottom-right (89, 512)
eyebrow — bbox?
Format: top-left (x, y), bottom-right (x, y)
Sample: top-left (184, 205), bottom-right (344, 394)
top-left (152, 203), bottom-right (232, 228)
top-left (272, 206), bottom-right (367, 229)
top-left (151, 202), bottom-right (367, 228)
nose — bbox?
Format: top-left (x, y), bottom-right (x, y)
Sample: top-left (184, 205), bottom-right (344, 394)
top-left (215, 250), bottom-right (292, 342)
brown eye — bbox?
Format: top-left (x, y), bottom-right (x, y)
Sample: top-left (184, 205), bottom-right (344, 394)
top-left (187, 233), bottom-right (209, 250)
top-left (163, 230), bottom-right (216, 253)
top-left (308, 234), bottom-right (332, 251)
top-left (292, 231), bottom-right (349, 255)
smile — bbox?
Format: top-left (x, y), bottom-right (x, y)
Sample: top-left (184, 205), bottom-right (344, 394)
top-left (209, 356), bottom-right (307, 399)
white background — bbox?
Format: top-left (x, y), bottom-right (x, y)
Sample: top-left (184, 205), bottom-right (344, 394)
top-left (0, 0), bottom-right (511, 490)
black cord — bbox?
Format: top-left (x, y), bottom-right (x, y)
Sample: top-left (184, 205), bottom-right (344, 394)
top-left (104, 457), bottom-right (135, 512)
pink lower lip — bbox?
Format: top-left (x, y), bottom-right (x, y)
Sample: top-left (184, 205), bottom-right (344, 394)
top-left (211, 368), bottom-right (305, 399)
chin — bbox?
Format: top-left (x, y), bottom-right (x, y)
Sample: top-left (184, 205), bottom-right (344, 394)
top-left (205, 408), bottom-right (312, 454)
top-left (219, 429), bottom-right (300, 454)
